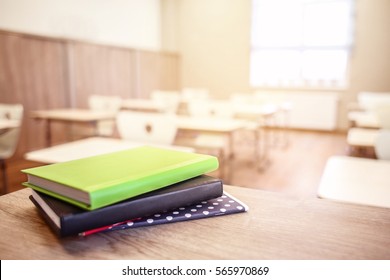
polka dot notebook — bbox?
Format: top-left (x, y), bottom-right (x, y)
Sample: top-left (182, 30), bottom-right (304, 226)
top-left (81, 192), bottom-right (248, 236)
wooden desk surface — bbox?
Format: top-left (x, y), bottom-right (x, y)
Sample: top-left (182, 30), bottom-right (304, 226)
top-left (348, 111), bottom-right (380, 129)
top-left (347, 127), bottom-right (378, 147)
top-left (31, 109), bottom-right (116, 122)
top-left (24, 137), bottom-right (194, 164)
top-left (121, 98), bottom-right (166, 112)
top-left (176, 116), bottom-right (247, 133)
top-left (1, 185), bottom-right (390, 260)
top-left (31, 109), bottom-right (117, 146)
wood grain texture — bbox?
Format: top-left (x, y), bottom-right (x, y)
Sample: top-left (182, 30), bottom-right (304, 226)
top-left (137, 50), bottom-right (181, 98)
top-left (1, 185), bottom-right (389, 260)
top-left (0, 30), bottom-right (180, 156)
top-left (0, 32), bottom-right (69, 154)
top-left (68, 42), bottom-right (135, 108)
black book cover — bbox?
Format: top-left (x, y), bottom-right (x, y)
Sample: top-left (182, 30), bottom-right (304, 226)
top-left (29, 175), bottom-right (223, 237)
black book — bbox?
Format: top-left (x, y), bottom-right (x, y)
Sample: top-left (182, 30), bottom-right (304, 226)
top-left (29, 175), bottom-right (223, 237)
top-left (86, 192), bottom-right (248, 236)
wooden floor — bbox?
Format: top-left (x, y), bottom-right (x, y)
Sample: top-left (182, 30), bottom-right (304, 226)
top-left (229, 129), bottom-right (348, 198)
top-left (1, 129), bottom-right (348, 198)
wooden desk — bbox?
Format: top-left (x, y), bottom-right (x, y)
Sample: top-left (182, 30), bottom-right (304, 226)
top-left (318, 156), bottom-right (390, 209)
top-left (121, 98), bottom-right (166, 112)
top-left (348, 111), bottom-right (380, 128)
top-left (175, 116), bottom-right (247, 152)
top-left (346, 128), bottom-right (378, 157)
top-left (25, 137), bottom-right (194, 164)
top-left (1, 185), bottom-right (390, 259)
top-left (347, 128), bottom-right (378, 148)
top-left (31, 109), bottom-right (116, 146)
top-left (233, 103), bottom-right (278, 121)
top-left (232, 103), bottom-right (280, 170)
top-left (175, 116), bottom-right (248, 182)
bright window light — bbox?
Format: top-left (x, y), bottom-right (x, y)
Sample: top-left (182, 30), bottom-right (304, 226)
top-left (250, 0), bottom-right (354, 88)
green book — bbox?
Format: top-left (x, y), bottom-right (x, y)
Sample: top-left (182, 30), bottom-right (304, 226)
top-left (22, 146), bottom-right (219, 210)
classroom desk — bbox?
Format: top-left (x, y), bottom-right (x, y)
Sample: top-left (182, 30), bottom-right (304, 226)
top-left (31, 109), bottom-right (117, 146)
top-left (25, 137), bottom-right (194, 164)
top-left (175, 116), bottom-right (247, 154)
top-left (347, 128), bottom-right (379, 148)
top-left (348, 111), bottom-right (380, 128)
top-left (346, 128), bottom-right (379, 157)
top-left (1, 185), bottom-right (390, 259)
top-left (233, 103), bottom-right (278, 121)
top-left (233, 103), bottom-right (281, 165)
top-left (121, 98), bottom-right (166, 112)
top-left (318, 156), bottom-right (390, 209)
top-left (175, 116), bottom-right (248, 181)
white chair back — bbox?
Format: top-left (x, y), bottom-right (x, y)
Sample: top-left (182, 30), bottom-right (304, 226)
top-left (358, 92), bottom-right (390, 111)
top-left (181, 88), bottom-right (209, 102)
top-left (230, 93), bottom-right (254, 112)
top-left (210, 100), bottom-right (234, 119)
top-left (0, 103), bottom-right (24, 194)
top-left (150, 90), bottom-right (181, 114)
top-left (116, 111), bottom-right (177, 145)
top-left (88, 95), bottom-right (122, 112)
top-left (187, 100), bottom-right (234, 119)
top-left (0, 103), bottom-right (23, 159)
top-left (187, 100), bottom-right (211, 117)
top-left (0, 104), bottom-right (23, 122)
top-left (375, 102), bottom-right (390, 129)
top-left (375, 129), bottom-right (390, 160)
top-left (88, 95), bottom-right (122, 136)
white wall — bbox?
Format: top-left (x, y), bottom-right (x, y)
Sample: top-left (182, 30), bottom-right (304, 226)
top-left (174, 0), bottom-right (390, 130)
top-left (0, 0), bottom-right (161, 50)
top-left (161, 0), bottom-right (179, 52)
top-left (177, 0), bottom-right (251, 98)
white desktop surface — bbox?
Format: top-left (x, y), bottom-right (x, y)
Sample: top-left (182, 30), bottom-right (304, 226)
top-left (347, 127), bottom-right (378, 147)
top-left (348, 111), bottom-right (380, 128)
top-left (121, 98), bottom-right (166, 112)
top-left (175, 116), bottom-right (247, 132)
top-left (31, 109), bottom-right (116, 122)
top-left (318, 156), bottom-right (390, 208)
top-left (25, 137), bottom-right (194, 164)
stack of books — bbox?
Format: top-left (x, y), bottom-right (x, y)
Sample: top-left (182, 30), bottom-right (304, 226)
top-left (22, 146), bottom-right (248, 237)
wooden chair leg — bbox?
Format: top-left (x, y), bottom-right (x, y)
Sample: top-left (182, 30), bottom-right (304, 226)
top-left (1, 159), bottom-right (7, 195)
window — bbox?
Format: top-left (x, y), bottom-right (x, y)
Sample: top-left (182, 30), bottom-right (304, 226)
top-left (250, 0), bottom-right (355, 88)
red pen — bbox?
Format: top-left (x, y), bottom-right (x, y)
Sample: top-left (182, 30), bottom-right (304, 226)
top-left (79, 218), bottom-right (140, 237)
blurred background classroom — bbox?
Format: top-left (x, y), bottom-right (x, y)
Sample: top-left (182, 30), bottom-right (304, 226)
top-left (0, 0), bottom-right (389, 208)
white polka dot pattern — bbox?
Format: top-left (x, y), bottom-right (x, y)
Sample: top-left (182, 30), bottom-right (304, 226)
top-left (103, 192), bottom-right (248, 233)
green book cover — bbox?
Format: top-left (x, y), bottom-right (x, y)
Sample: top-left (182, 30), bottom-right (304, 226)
top-left (22, 146), bottom-right (219, 210)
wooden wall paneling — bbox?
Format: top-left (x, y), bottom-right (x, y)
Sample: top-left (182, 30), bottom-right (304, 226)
top-left (160, 52), bottom-right (180, 90)
top-left (0, 29), bottom-right (181, 160)
top-left (25, 36), bottom-right (69, 150)
top-left (67, 42), bottom-right (135, 108)
top-left (0, 33), bottom-right (25, 104)
top-left (0, 32), bottom-right (69, 156)
top-left (105, 46), bottom-right (136, 100)
top-left (136, 50), bottom-right (180, 98)
top-left (136, 50), bottom-right (160, 98)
